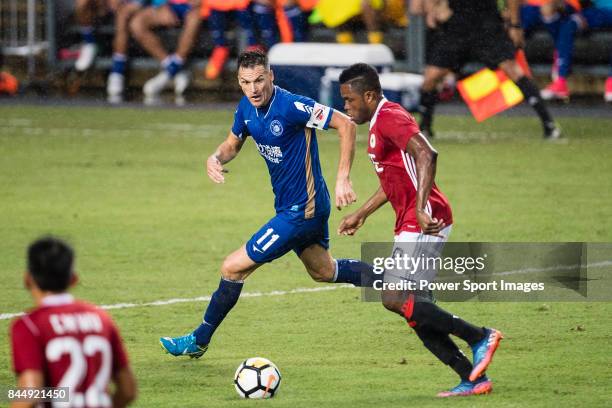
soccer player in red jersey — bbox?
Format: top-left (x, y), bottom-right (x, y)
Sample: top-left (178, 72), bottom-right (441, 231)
top-left (9, 237), bottom-right (137, 408)
top-left (337, 63), bottom-right (503, 397)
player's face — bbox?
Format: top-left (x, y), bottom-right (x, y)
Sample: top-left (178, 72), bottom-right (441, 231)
top-left (238, 65), bottom-right (275, 108)
top-left (340, 83), bottom-right (368, 124)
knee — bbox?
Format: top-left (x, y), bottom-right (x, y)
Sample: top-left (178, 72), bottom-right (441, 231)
top-left (422, 69), bottom-right (446, 91)
top-left (501, 61), bottom-right (523, 82)
top-left (220, 256), bottom-right (242, 280)
top-left (421, 77), bottom-right (439, 92)
top-left (75, 0), bottom-right (91, 12)
top-left (129, 16), bottom-right (145, 38)
top-left (381, 291), bottom-right (405, 315)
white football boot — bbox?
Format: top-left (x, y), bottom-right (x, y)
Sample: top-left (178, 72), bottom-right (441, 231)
top-left (107, 72), bottom-right (125, 104)
top-left (75, 43), bottom-right (97, 72)
top-left (174, 70), bottom-right (190, 106)
top-left (143, 71), bottom-right (171, 105)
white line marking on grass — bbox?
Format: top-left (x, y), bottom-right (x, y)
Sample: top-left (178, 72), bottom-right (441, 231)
top-left (0, 284), bottom-right (353, 321)
top-left (494, 260), bottom-right (612, 277)
top-left (2, 261), bottom-right (610, 321)
top-left (435, 261), bottom-right (612, 281)
top-left (0, 118), bottom-right (33, 126)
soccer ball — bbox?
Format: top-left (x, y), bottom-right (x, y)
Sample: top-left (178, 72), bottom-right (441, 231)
top-left (234, 357), bottom-right (281, 399)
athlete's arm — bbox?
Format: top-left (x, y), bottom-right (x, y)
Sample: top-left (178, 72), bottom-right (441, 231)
top-left (405, 132), bottom-right (445, 235)
top-left (112, 366), bottom-right (138, 408)
top-left (338, 186), bottom-right (388, 236)
top-left (10, 370), bottom-right (43, 408)
top-left (328, 110), bottom-right (358, 209)
top-left (207, 131), bottom-right (247, 183)
top-left (506, 0), bottom-right (525, 47)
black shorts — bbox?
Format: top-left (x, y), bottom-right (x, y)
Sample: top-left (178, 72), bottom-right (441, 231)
top-left (425, 13), bottom-right (516, 72)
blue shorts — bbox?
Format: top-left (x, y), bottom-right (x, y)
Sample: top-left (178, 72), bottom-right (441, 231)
top-left (246, 210), bottom-right (330, 264)
top-left (151, 1), bottom-right (192, 20)
top-left (169, 2), bottom-right (192, 20)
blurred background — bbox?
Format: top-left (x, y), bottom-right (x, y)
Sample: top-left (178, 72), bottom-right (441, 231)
top-left (0, 0), bottom-right (611, 106)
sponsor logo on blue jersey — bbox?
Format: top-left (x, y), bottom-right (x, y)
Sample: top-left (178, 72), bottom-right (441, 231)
top-left (255, 142), bottom-right (283, 164)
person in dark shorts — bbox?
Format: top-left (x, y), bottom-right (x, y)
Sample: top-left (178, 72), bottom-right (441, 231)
top-left (412, 0), bottom-right (561, 140)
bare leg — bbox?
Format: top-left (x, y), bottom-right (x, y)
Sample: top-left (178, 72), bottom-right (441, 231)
top-left (298, 243), bottom-right (374, 286)
top-left (75, 0), bottom-right (96, 26)
top-left (361, 0), bottom-right (379, 32)
top-left (113, 1), bottom-right (142, 55)
top-left (129, 5), bottom-right (178, 62)
top-left (298, 244), bottom-right (336, 282)
top-left (175, 8), bottom-right (202, 60)
top-left (220, 245), bottom-right (262, 281)
top-left (361, 0), bottom-right (384, 43)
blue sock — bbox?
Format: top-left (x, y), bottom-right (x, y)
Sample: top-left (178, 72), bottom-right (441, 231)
top-left (556, 18), bottom-right (579, 78)
top-left (79, 26), bottom-right (95, 44)
top-left (253, 4), bottom-right (278, 49)
top-left (163, 54), bottom-right (183, 77)
top-left (209, 10), bottom-right (227, 47)
top-left (284, 5), bottom-right (306, 42)
top-left (236, 9), bottom-right (257, 46)
top-left (334, 259), bottom-right (375, 287)
top-left (193, 278), bottom-right (243, 346)
top-left (111, 53), bottom-right (127, 75)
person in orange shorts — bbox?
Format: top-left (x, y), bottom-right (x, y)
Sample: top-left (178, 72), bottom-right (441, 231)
top-left (129, 0), bottom-right (202, 104)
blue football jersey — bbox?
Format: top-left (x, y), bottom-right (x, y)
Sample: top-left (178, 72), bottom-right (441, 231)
top-left (231, 86), bottom-right (333, 219)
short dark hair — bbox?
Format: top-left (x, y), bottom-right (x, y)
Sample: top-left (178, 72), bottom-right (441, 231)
top-left (27, 236), bottom-right (74, 292)
top-left (237, 50), bottom-right (269, 71)
top-left (339, 63), bottom-right (382, 95)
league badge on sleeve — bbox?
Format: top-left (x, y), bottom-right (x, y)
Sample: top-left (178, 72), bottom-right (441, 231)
top-left (306, 102), bottom-right (331, 130)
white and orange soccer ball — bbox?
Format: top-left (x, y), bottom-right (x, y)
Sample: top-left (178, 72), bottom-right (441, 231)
top-left (234, 357), bottom-right (281, 399)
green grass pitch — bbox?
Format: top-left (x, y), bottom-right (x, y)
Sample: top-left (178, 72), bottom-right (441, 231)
top-left (1, 105), bottom-right (611, 407)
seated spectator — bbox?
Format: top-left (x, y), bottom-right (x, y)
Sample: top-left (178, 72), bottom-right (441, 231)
top-left (315, 0), bottom-right (407, 44)
top-left (280, 0), bottom-right (316, 43)
top-left (252, 0), bottom-right (278, 49)
top-left (251, 0), bottom-right (314, 47)
top-left (130, 0), bottom-right (202, 104)
top-left (519, 1), bottom-right (581, 81)
top-left (73, 0), bottom-right (114, 71)
top-left (540, 0), bottom-right (612, 101)
top-left (107, 0), bottom-right (149, 103)
top-left (251, 0), bottom-right (317, 49)
top-left (202, 0), bottom-right (258, 80)
top-left (361, 0), bottom-right (408, 44)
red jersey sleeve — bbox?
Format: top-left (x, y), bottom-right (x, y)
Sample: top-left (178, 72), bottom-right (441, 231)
top-left (11, 317), bottom-right (44, 374)
top-left (109, 320), bottom-right (129, 374)
top-left (377, 109), bottom-right (421, 151)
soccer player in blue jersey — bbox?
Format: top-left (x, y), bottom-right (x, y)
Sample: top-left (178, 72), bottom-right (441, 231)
top-left (160, 50), bottom-right (374, 358)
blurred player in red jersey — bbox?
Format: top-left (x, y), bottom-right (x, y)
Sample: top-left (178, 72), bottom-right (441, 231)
top-left (337, 63), bottom-right (503, 397)
top-left (9, 237), bottom-right (137, 408)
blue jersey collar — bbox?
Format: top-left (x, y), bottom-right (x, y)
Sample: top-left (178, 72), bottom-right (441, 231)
top-left (256, 86), bottom-right (278, 118)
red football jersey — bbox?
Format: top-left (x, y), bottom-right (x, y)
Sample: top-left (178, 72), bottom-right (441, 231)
top-left (10, 294), bottom-right (129, 408)
top-left (367, 99), bottom-right (453, 235)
